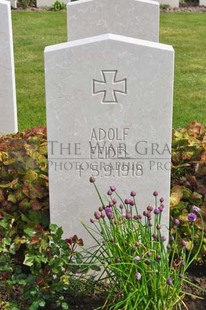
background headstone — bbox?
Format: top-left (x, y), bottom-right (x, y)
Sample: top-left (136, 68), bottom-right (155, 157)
top-left (0, 0), bottom-right (18, 135)
top-left (45, 34), bottom-right (174, 243)
top-left (67, 0), bottom-right (160, 42)
top-left (36, 0), bottom-right (71, 8)
top-left (154, 0), bottom-right (179, 7)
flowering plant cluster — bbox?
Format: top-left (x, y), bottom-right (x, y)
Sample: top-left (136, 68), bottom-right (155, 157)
top-left (84, 177), bottom-right (204, 310)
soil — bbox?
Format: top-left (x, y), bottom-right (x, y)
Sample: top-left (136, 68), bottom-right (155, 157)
top-left (13, 4), bottom-right (206, 13)
top-left (161, 4), bottom-right (206, 13)
top-left (66, 265), bottom-right (206, 310)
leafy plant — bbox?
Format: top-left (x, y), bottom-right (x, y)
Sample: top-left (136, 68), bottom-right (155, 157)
top-left (0, 219), bottom-right (87, 309)
top-left (0, 127), bottom-right (49, 232)
top-left (84, 178), bottom-right (204, 310)
top-left (51, 1), bottom-right (66, 11)
top-left (160, 4), bottom-right (170, 9)
top-left (171, 121), bottom-right (206, 261)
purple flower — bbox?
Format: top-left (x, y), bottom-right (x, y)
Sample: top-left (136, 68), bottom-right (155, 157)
top-left (126, 211), bottom-right (132, 219)
top-left (167, 244), bottom-right (171, 250)
top-left (94, 211), bottom-right (101, 220)
top-left (154, 208), bottom-right (160, 215)
top-left (89, 176), bottom-right (96, 183)
top-left (174, 219), bottom-right (180, 225)
top-left (130, 191), bottom-right (136, 197)
top-left (153, 191), bottom-right (158, 197)
top-left (152, 233), bottom-right (158, 239)
top-left (188, 213), bottom-right (197, 222)
top-left (170, 236), bottom-right (175, 243)
top-left (147, 205), bottom-right (153, 212)
top-left (107, 190), bottom-right (113, 196)
top-left (160, 197), bottom-right (164, 203)
top-left (179, 274), bottom-right (184, 279)
top-left (167, 278), bottom-right (173, 285)
top-left (110, 185), bottom-right (116, 192)
top-left (115, 257), bottom-right (121, 263)
top-left (161, 236), bottom-right (166, 242)
top-left (134, 256), bottom-right (140, 261)
top-left (125, 199), bottom-right (130, 205)
top-left (105, 207), bottom-right (114, 219)
top-left (136, 272), bottom-right (141, 281)
top-left (155, 255), bottom-right (161, 262)
top-left (192, 205), bottom-right (200, 213)
top-left (181, 240), bottom-right (187, 247)
top-left (145, 259), bottom-right (151, 265)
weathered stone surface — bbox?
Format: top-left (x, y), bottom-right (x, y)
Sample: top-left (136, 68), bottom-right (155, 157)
top-left (67, 0), bottom-right (159, 42)
top-left (45, 34), bottom-right (174, 243)
top-left (0, 0), bottom-right (17, 134)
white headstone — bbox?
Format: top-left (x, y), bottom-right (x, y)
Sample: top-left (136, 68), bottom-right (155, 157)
top-left (45, 34), bottom-right (174, 242)
top-left (67, 0), bottom-right (160, 42)
top-left (36, 0), bottom-right (70, 8)
top-left (154, 0), bottom-right (179, 7)
top-left (0, 0), bottom-right (18, 134)
top-left (199, 0), bottom-right (206, 5)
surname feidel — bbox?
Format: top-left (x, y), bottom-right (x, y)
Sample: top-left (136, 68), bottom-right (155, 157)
top-left (90, 128), bottom-right (130, 141)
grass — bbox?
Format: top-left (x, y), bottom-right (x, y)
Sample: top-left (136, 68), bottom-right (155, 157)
top-left (12, 12), bottom-right (206, 130)
top-left (160, 13), bottom-right (206, 128)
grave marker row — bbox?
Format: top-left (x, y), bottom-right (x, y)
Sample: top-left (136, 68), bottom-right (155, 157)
top-left (45, 0), bottom-right (174, 243)
top-left (0, 0), bottom-right (18, 135)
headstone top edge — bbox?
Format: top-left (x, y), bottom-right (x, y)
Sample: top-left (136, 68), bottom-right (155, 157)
top-left (67, 0), bottom-right (160, 7)
top-left (45, 33), bottom-right (173, 54)
top-left (0, 0), bottom-right (10, 7)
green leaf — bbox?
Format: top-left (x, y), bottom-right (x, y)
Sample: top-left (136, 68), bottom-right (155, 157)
top-left (24, 227), bottom-right (35, 237)
top-left (23, 254), bottom-right (34, 267)
top-left (61, 302), bottom-right (69, 310)
top-left (39, 301), bottom-right (46, 307)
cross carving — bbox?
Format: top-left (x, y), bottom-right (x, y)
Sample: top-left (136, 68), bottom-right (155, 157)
top-left (93, 70), bottom-right (127, 104)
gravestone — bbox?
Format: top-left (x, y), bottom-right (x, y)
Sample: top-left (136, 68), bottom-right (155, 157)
top-left (0, 0), bottom-right (18, 134)
top-left (67, 0), bottom-right (160, 42)
top-left (45, 33), bottom-right (174, 242)
top-left (152, 0), bottom-right (179, 7)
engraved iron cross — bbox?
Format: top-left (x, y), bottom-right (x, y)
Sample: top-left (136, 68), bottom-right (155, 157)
top-left (93, 70), bottom-right (127, 104)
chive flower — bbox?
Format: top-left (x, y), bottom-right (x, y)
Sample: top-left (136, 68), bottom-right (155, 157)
top-left (136, 272), bottom-right (141, 281)
top-left (110, 185), bottom-right (116, 192)
top-left (154, 208), bottom-right (160, 215)
top-left (174, 219), bottom-right (180, 225)
top-left (89, 176), bottom-right (96, 183)
top-left (192, 205), bottom-right (200, 213)
top-left (181, 240), bottom-right (186, 247)
top-left (105, 207), bottom-right (113, 219)
top-left (130, 191), bottom-right (136, 197)
top-left (167, 278), bottom-right (173, 285)
top-left (187, 213), bottom-right (197, 222)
